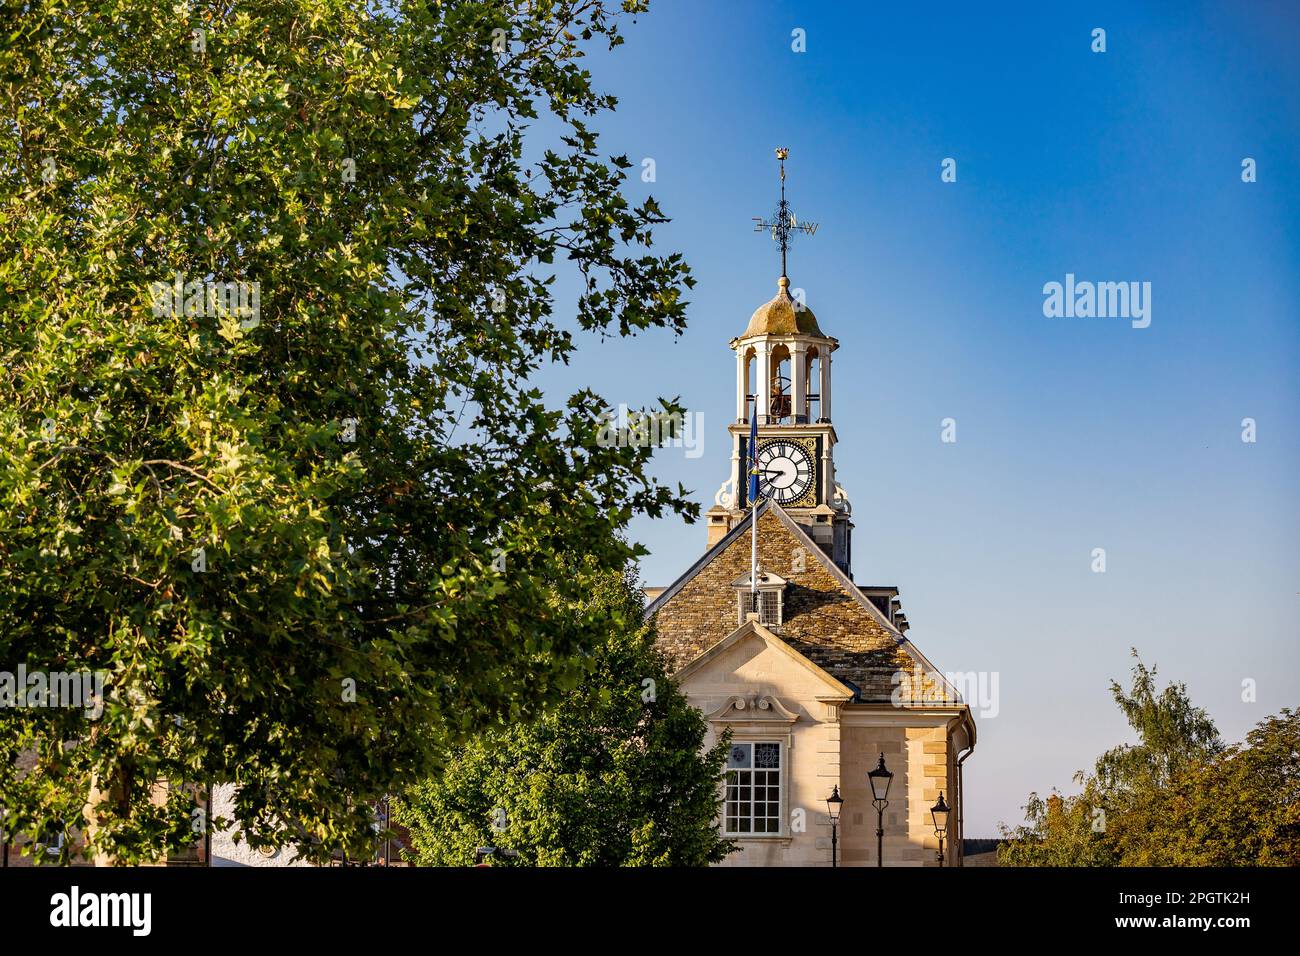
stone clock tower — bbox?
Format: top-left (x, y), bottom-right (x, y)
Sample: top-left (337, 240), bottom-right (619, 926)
top-left (706, 277), bottom-right (854, 573)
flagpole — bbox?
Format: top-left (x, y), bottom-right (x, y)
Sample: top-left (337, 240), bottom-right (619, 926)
top-left (751, 488), bottom-right (759, 614)
top-left (748, 396), bottom-right (760, 615)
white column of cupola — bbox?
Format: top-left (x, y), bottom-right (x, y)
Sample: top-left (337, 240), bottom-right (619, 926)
top-left (757, 342), bottom-right (772, 422)
top-left (819, 347), bottom-right (832, 422)
top-left (735, 347), bottom-right (747, 422)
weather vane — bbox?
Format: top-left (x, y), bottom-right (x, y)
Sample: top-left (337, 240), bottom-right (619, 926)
top-left (753, 147), bottom-right (819, 279)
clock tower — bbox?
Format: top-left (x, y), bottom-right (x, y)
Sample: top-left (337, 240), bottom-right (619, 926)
top-left (650, 152), bottom-right (976, 868)
top-left (706, 151), bottom-right (854, 573)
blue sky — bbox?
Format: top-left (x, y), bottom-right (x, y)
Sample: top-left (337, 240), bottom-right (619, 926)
top-left (533, 1), bottom-right (1300, 835)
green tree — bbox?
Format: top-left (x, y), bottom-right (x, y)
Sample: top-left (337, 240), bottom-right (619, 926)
top-left (0, 0), bottom-right (694, 864)
top-left (1106, 708), bottom-right (1300, 866)
top-left (996, 784), bottom-right (1117, 868)
top-left (393, 567), bottom-right (733, 866)
top-left (999, 652), bottom-right (1299, 867)
top-left (1093, 651), bottom-right (1222, 800)
top-left (1001, 651), bottom-right (1221, 866)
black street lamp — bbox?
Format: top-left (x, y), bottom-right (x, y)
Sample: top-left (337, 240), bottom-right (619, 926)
top-left (931, 792), bottom-right (950, 867)
top-left (863, 754), bottom-right (894, 868)
top-left (826, 785), bottom-right (844, 868)
top-left (867, 753), bottom-right (893, 868)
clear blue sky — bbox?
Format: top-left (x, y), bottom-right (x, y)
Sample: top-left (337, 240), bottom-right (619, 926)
top-left (534, 0), bottom-right (1300, 835)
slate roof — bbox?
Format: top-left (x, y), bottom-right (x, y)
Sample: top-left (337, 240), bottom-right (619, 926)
top-left (646, 500), bottom-right (961, 704)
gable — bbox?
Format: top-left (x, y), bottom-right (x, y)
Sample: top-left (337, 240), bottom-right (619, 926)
top-left (676, 619), bottom-right (857, 704)
top-left (649, 502), bottom-right (956, 703)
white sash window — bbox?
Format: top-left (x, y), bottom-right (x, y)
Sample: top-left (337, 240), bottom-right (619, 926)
top-left (724, 741), bottom-right (782, 835)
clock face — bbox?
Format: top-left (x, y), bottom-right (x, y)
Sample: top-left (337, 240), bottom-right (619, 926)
top-left (755, 439), bottom-right (815, 505)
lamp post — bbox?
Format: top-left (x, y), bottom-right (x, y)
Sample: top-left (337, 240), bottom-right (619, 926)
top-left (867, 753), bottom-right (893, 868)
top-left (931, 792), bottom-right (950, 867)
top-left (826, 785), bottom-right (844, 868)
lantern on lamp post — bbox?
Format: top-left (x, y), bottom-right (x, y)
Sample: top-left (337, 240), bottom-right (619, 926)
top-left (931, 792), bottom-right (950, 867)
top-left (826, 785), bottom-right (844, 868)
top-left (867, 753), bottom-right (893, 868)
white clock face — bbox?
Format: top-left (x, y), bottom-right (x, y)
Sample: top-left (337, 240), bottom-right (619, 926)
top-left (756, 439), bottom-right (815, 504)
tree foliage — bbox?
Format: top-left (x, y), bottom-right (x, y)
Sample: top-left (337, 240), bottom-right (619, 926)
top-left (1102, 708), bottom-right (1300, 866)
top-left (0, 0), bottom-right (695, 863)
top-left (1093, 650), bottom-right (1222, 798)
top-left (999, 651), bottom-right (1298, 867)
top-left (393, 567), bottom-right (733, 867)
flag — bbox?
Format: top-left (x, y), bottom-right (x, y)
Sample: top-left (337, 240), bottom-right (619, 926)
top-left (747, 407), bottom-right (760, 506)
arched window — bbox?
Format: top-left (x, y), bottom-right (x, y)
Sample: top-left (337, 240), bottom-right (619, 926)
top-left (768, 344), bottom-right (791, 423)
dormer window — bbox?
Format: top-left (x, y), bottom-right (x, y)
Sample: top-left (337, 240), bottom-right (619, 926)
top-left (732, 569), bottom-right (788, 626)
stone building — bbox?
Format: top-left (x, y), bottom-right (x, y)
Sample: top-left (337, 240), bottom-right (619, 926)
top-left (645, 263), bottom-right (976, 867)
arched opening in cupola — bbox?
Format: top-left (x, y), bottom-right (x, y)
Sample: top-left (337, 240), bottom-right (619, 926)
top-left (767, 344), bottom-right (792, 423)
